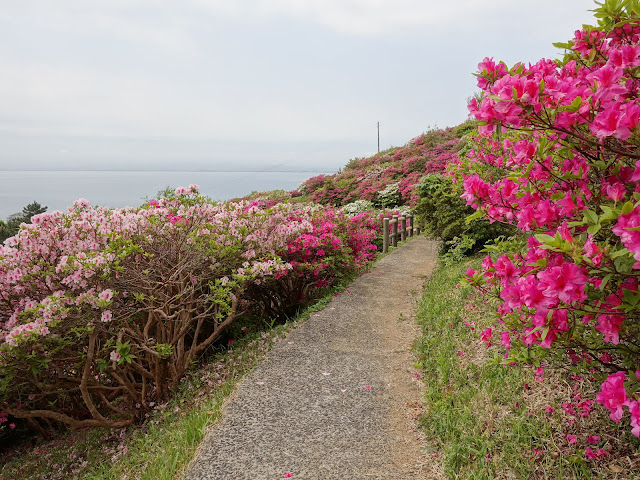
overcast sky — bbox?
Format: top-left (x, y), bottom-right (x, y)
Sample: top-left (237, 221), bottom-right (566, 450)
top-left (0, 0), bottom-right (597, 171)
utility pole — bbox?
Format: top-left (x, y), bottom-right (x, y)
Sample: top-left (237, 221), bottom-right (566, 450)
top-left (377, 121), bottom-right (380, 153)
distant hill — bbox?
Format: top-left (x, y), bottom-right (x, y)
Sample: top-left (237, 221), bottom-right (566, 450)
top-left (299, 122), bottom-right (474, 208)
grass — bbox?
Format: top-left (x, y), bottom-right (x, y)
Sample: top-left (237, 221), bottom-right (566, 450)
top-left (415, 256), bottom-right (640, 479)
top-left (0, 279), bottom-right (349, 480)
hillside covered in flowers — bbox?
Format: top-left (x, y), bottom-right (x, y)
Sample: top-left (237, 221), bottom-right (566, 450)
top-left (298, 122), bottom-right (474, 210)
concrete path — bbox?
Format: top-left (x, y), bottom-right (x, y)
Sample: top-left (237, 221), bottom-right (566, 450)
top-left (185, 236), bottom-right (439, 480)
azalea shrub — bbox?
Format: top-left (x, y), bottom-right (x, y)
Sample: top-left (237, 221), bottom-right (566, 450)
top-left (230, 189), bottom-right (299, 207)
top-left (414, 173), bottom-right (516, 255)
top-left (0, 187), bottom-right (378, 431)
top-left (246, 209), bottom-right (379, 319)
top-left (459, 1), bottom-right (640, 441)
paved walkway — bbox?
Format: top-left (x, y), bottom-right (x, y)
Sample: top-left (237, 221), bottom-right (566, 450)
top-left (185, 236), bottom-right (439, 480)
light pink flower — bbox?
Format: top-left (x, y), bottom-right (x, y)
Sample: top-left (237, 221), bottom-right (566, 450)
top-left (98, 289), bottom-right (113, 302)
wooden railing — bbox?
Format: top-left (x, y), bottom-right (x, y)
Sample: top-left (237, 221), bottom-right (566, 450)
top-left (381, 214), bottom-right (421, 253)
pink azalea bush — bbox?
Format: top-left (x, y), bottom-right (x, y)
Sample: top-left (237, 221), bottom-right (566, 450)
top-left (0, 187), bottom-right (378, 430)
top-left (458, 2), bottom-right (640, 439)
top-left (246, 208), bottom-right (379, 319)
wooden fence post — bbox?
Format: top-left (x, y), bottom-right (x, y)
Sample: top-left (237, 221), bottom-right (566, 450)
top-left (392, 215), bottom-right (398, 248)
top-left (382, 217), bottom-right (390, 253)
top-left (400, 216), bottom-right (407, 242)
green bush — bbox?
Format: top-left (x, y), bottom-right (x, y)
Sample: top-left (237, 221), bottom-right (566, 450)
top-left (414, 174), bottom-right (515, 255)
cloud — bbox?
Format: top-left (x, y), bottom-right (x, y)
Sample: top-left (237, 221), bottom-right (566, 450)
top-left (188, 0), bottom-right (595, 38)
top-left (0, 0), bottom-right (599, 150)
top-left (6, 0), bottom-right (590, 40)
top-left (192, 0), bottom-right (513, 36)
top-left (0, 47), bottom-right (381, 142)
top-left (0, 1), bottom-right (197, 54)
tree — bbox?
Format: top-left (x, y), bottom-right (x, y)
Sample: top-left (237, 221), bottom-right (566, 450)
top-left (0, 201), bottom-right (47, 243)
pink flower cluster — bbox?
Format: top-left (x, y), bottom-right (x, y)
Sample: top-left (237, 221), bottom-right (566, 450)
top-left (596, 371), bottom-right (640, 437)
top-left (460, 6), bottom-right (640, 438)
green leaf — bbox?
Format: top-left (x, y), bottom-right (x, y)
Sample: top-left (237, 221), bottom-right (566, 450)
top-left (623, 288), bottom-right (637, 303)
top-left (600, 273), bottom-right (613, 291)
top-left (621, 201), bottom-right (635, 214)
top-left (567, 221), bottom-right (585, 228)
top-left (97, 359), bottom-right (108, 373)
top-left (465, 209), bottom-right (485, 225)
top-left (599, 205), bottom-right (619, 222)
top-left (587, 223), bottom-right (601, 234)
top-left (614, 255), bottom-right (633, 273)
top-left (584, 210), bottom-right (599, 224)
top-left (610, 248), bottom-right (631, 258)
top-left (535, 234), bottom-right (556, 243)
top-left (540, 325), bottom-right (550, 342)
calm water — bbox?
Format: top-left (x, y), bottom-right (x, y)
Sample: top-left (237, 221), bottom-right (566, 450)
top-left (0, 170), bottom-right (327, 219)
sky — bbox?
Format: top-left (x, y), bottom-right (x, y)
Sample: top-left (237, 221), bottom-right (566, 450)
top-left (0, 0), bottom-right (597, 172)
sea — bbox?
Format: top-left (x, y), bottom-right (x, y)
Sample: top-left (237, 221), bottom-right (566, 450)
top-left (0, 170), bottom-right (330, 220)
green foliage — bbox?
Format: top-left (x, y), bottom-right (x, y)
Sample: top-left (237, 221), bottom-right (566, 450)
top-left (154, 186), bottom-right (176, 200)
top-left (415, 259), bottom-right (569, 478)
top-left (0, 201), bottom-right (47, 243)
top-left (413, 174), bottom-right (515, 256)
top-left (441, 235), bottom-right (476, 266)
top-left (452, 120), bottom-right (477, 138)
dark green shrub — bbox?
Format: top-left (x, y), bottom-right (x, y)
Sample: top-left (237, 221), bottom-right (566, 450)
top-left (414, 174), bottom-right (515, 254)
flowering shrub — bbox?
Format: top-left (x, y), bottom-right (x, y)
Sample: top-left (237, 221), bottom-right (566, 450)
top-left (230, 189), bottom-right (294, 207)
top-left (0, 187), bottom-right (377, 430)
top-left (459, 2), bottom-right (640, 439)
top-left (376, 182), bottom-right (401, 208)
top-left (298, 175), bottom-right (329, 195)
top-left (246, 208), bottom-right (379, 319)
top-left (341, 199), bottom-right (376, 217)
top-left (413, 173), bottom-right (515, 255)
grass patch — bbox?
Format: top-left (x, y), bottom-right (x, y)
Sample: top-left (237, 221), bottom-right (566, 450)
top-left (415, 257), bottom-right (640, 479)
top-left (0, 277), bottom-right (353, 480)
